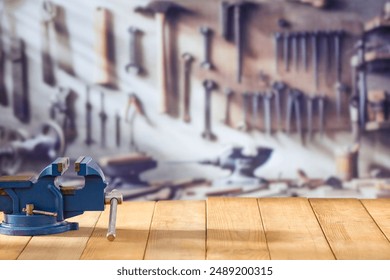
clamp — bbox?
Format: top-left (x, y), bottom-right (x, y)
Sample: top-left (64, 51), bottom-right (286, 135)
top-left (0, 156), bottom-right (122, 241)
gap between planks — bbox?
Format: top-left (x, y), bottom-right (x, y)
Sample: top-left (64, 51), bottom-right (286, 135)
top-left (144, 200), bottom-right (206, 260)
top-left (310, 198), bottom-right (390, 260)
top-left (258, 197), bottom-right (335, 260)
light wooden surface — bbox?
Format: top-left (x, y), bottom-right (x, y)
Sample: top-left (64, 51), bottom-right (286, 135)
top-left (1, 198), bottom-right (390, 260)
top-left (207, 197), bottom-right (269, 260)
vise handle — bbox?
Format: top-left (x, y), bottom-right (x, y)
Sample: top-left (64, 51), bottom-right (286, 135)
top-left (105, 189), bottom-right (123, 241)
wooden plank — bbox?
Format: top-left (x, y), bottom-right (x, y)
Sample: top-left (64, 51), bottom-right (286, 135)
top-left (144, 200), bottom-right (205, 260)
top-left (207, 197), bottom-right (269, 260)
top-left (0, 212), bottom-right (31, 260)
top-left (310, 198), bottom-right (390, 260)
top-left (258, 198), bottom-right (335, 260)
top-left (81, 201), bottom-right (156, 260)
top-left (17, 211), bottom-right (101, 260)
top-left (361, 199), bottom-right (390, 242)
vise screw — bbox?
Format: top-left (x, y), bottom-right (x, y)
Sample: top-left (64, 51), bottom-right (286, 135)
top-left (0, 156), bottom-right (122, 241)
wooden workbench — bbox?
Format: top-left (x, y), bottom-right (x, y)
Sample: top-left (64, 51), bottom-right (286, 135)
top-left (1, 198), bottom-right (390, 260)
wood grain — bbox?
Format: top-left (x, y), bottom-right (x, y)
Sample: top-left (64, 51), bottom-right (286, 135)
top-left (17, 211), bottom-right (101, 260)
top-left (0, 213), bottom-right (31, 260)
top-left (207, 197), bottom-right (269, 260)
top-left (258, 198), bottom-right (335, 259)
top-left (144, 200), bottom-right (205, 260)
top-left (361, 199), bottom-right (390, 242)
top-left (81, 201), bottom-right (156, 260)
top-left (310, 199), bottom-right (390, 260)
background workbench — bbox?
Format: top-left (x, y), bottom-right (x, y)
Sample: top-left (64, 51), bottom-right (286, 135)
top-left (1, 197), bottom-right (390, 260)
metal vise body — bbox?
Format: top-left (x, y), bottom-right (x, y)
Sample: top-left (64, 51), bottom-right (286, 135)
top-left (0, 156), bottom-right (122, 239)
top-left (200, 146), bottom-right (273, 186)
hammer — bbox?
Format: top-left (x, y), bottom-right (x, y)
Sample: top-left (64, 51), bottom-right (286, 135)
top-left (136, 1), bottom-right (187, 114)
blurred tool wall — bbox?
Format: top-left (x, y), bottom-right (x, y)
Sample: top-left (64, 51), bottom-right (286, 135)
top-left (0, 0), bottom-right (389, 181)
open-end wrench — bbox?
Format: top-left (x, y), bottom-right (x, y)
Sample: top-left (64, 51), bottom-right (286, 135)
top-left (202, 80), bottom-right (217, 140)
top-left (274, 32), bottom-right (282, 74)
top-left (317, 94), bottom-right (326, 137)
top-left (223, 88), bottom-right (234, 126)
top-left (283, 32), bottom-right (291, 72)
top-left (41, 0), bottom-right (57, 87)
top-left (322, 31), bottom-right (331, 74)
top-left (220, 1), bottom-right (230, 40)
top-left (125, 26), bottom-right (142, 75)
top-left (182, 53), bottom-right (194, 123)
top-left (306, 95), bottom-right (315, 140)
top-left (311, 31), bottom-right (319, 91)
top-left (334, 30), bottom-right (347, 119)
top-left (99, 91), bottom-right (107, 148)
top-left (115, 112), bottom-right (121, 147)
top-left (238, 92), bottom-right (252, 132)
top-left (85, 86), bottom-right (95, 146)
top-left (200, 27), bottom-right (213, 70)
top-left (291, 32), bottom-right (298, 72)
top-left (300, 31), bottom-right (308, 72)
top-left (272, 81), bottom-right (285, 132)
top-left (355, 39), bottom-right (367, 129)
top-left (263, 91), bottom-right (274, 135)
top-left (286, 89), bottom-right (303, 139)
top-left (252, 92), bottom-right (261, 130)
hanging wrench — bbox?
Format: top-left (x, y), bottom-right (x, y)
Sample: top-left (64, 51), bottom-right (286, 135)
top-left (202, 80), bottom-right (218, 140)
top-left (222, 88), bottom-right (234, 126)
top-left (263, 91), bottom-right (274, 135)
top-left (272, 81), bottom-right (285, 132)
top-left (41, 0), bottom-right (57, 86)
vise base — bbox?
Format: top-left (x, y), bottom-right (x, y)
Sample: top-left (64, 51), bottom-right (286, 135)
top-left (0, 156), bottom-right (108, 236)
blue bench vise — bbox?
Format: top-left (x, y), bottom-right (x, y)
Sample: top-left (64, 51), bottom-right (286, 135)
top-left (0, 156), bottom-right (122, 241)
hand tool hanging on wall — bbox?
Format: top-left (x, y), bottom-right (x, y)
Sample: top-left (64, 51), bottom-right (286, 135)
top-left (300, 32), bottom-right (308, 72)
top-left (200, 26), bottom-right (213, 70)
top-left (40, 0), bottom-right (57, 87)
top-left (286, 89), bottom-right (303, 141)
top-left (135, 1), bottom-right (188, 114)
top-left (0, 121), bottom-right (65, 175)
top-left (84, 86), bottom-right (95, 146)
top-left (273, 32), bottom-right (282, 74)
top-left (0, 157), bottom-right (123, 241)
top-left (238, 92), bottom-right (252, 132)
top-left (99, 92), bottom-right (107, 148)
top-left (283, 32), bottom-right (291, 72)
top-left (10, 37), bottom-right (30, 123)
top-left (221, 1), bottom-right (257, 83)
top-left (181, 53), bottom-right (194, 122)
top-left (115, 111), bottom-right (121, 147)
top-left (354, 39), bottom-right (367, 129)
top-left (125, 93), bottom-right (146, 151)
top-left (50, 87), bottom-right (77, 143)
top-left (291, 32), bottom-right (299, 72)
top-left (317, 94), bottom-right (326, 136)
top-left (125, 26), bottom-right (142, 75)
top-left (252, 92), bottom-right (261, 130)
top-left (201, 80), bottom-right (217, 141)
top-left (333, 30), bottom-right (347, 120)
top-left (0, 1), bottom-right (7, 107)
top-left (311, 31), bottom-right (320, 90)
top-left (263, 91), bottom-right (274, 135)
top-left (94, 7), bottom-right (113, 87)
top-left (272, 81), bottom-right (286, 132)
top-left (223, 88), bottom-right (234, 126)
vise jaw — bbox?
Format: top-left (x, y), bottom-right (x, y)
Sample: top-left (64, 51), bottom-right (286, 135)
top-left (0, 156), bottom-right (122, 240)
